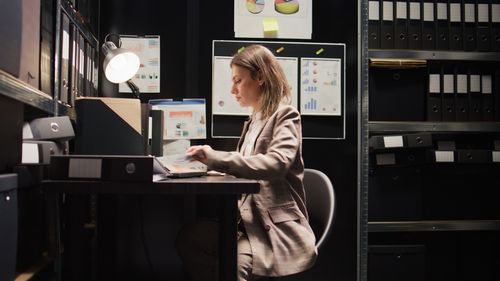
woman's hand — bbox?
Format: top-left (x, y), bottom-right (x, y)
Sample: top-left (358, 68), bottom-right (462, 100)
top-left (185, 145), bottom-right (213, 164)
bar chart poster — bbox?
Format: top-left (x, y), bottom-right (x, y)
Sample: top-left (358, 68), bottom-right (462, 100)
top-left (300, 58), bottom-right (341, 116)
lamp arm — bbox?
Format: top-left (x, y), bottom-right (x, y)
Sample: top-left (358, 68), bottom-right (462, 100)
top-left (126, 79), bottom-right (140, 99)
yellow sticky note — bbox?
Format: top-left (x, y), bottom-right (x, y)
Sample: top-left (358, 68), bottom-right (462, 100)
top-left (262, 18), bottom-right (278, 38)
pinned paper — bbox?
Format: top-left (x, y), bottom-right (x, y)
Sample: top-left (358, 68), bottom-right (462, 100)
top-left (263, 18), bottom-right (279, 38)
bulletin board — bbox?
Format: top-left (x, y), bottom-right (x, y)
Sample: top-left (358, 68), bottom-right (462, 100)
top-left (212, 40), bottom-right (346, 139)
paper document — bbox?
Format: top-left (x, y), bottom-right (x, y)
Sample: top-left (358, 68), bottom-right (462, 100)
top-left (154, 154), bottom-right (207, 178)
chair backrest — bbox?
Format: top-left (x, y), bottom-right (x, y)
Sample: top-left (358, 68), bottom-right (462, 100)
top-left (303, 168), bottom-right (335, 250)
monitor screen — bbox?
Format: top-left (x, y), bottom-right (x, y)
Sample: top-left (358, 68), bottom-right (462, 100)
top-left (149, 99), bottom-right (207, 140)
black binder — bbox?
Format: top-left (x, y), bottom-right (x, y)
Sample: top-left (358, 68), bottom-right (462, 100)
top-left (48, 155), bottom-right (154, 182)
top-left (455, 65), bottom-right (469, 121)
top-left (476, 0), bottom-right (491, 51)
top-left (381, 0), bottom-right (395, 48)
top-left (70, 26), bottom-right (80, 103)
top-left (449, 0), bottom-right (463, 50)
top-left (85, 42), bottom-right (92, 97)
top-left (441, 67), bottom-right (456, 121)
top-left (395, 1), bottom-right (409, 48)
top-left (422, 0), bottom-right (436, 49)
top-left (463, 0), bottom-right (477, 51)
top-left (369, 0), bottom-right (382, 48)
top-left (468, 67), bottom-right (482, 121)
top-left (77, 33), bottom-right (85, 97)
top-left (408, 0), bottom-right (423, 49)
top-left (457, 149), bottom-right (492, 163)
top-left (426, 65), bottom-right (442, 121)
top-left (481, 74), bottom-right (495, 120)
top-left (59, 12), bottom-right (70, 104)
top-left (69, 24), bottom-right (78, 106)
top-left (491, 0), bottom-right (500, 51)
top-left (436, 0), bottom-right (450, 49)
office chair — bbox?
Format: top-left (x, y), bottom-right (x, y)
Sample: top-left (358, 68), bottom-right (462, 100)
top-left (265, 169), bottom-right (336, 280)
top-left (303, 168), bottom-right (335, 250)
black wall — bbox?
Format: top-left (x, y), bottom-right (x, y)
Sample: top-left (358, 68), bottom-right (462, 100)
top-left (99, 1), bottom-right (359, 280)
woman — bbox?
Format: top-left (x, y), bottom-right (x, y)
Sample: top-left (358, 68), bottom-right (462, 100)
top-left (176, 44), bottom-right (317, 281)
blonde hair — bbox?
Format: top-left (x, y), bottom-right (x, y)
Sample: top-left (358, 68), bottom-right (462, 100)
top-left (230, 45), bottom-right (291, 120)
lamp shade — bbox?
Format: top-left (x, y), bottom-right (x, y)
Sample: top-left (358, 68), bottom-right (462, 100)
top-left (101, 41), bottom-right (140, 83)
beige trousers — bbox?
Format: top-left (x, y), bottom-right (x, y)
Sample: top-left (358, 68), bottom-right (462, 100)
top-left (175, 220), bottom-right (255, 281)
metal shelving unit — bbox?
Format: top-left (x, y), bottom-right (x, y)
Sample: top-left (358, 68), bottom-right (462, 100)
top-left (369, 49), bottom-right (500, 62)
top-left (0, 69), bottom-right (66, 116)
top-left (369, 220), bottom-right (500, 232)
top-left (369, 121), bottom-right (500, 133)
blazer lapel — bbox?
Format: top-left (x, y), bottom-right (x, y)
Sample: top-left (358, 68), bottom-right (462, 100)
top-left (237, 118), bottom-right (252, 152)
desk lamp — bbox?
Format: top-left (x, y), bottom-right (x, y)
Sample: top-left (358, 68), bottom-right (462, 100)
top-left (101, 34), bottom-right (140, 98)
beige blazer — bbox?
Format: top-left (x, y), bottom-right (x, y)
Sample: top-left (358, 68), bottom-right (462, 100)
top-left (206, 104), bottom-right (317, 277)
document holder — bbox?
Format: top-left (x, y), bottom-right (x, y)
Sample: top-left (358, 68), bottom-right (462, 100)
top-left (476, 0), bottom-right (491, 51)
top-left (422, 0), bottom-right (436, 50)
top-left (441, 69), bottom-right (456, 121)
top-left (369, 0), bottom-right (382, 48)
top-left (463, 0), bottom-right (477, 51)
top-left (48, 155), bottom-right (155, 182)
top-left (426, 68), bottom-right (442, 121)
top-left (394, 1), bottom-right (409, 49)
top-left (492, 0), bottom-right (500, 51)
top-left (481, 74), bottom-right (494, 121)
top-left (457, 149), bottom-right (492, 163)
top-left (74, 97), bottom-right (144, 155)
top-left (468, 71), bottom-right (482, 121)
top-left (407, 0), bottom-right (422, 49)
top-left (448, 0), bottom-right (463, 50)
top-left (455, 68), bottom-right (469, 121)
top-left (59, 12), bottom-right (70, 104)
top-left (381, 0), bottom-right (395, 48)
top-left (435, 1), bottom-right (449, 50)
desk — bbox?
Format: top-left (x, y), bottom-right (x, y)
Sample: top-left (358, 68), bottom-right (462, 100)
top-left (42, 176), bottom-right (260, 281)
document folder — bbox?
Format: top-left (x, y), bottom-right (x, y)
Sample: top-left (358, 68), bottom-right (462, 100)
top-left (455, 69), bottom-right (469, 121)
top-left (463, 0), bottom-right (477, 51)
top-left (59, 12), bottom-right (70, 104)
top-left (441, 70), bottom-right (456, 121)
top-left (74, 97), bottom-right (144, 155)
top-left (407, 0), bottom-right (422, 49)
top-left (457, 149), bottom-right (492, 163)
top-left (468, 70), bottom-right (482, 121)
top-left (369, 133), bottom-right (433, 151)
top-left (476, 0), bottom-right (491, 51)
top-left (435, 0), bottom-right (449, 50)
top-left (449, 0), bottom-right (463, 50)
top-left (381, 0), bottom-right (395, 48)
top-left (481, 74), bottom-right (494, 121)
top-left (394, 1), bottom-right (409, 49)
top-left (492, 0), bottom-right (500, 51)
top-left (426, 68), bottom-right (442, 121)
top-left (48, 155), bottom-right (155, 182)
top-left (369, 0), bottom-right (382, 48)
top-left (422, 0), bottom-right (436, 49)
